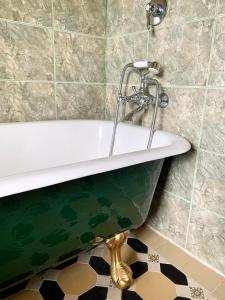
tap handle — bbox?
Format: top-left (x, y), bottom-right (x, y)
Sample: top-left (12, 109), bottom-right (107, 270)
top-left (132, 86), bottom-right (137, 93)
top-left (159, 92), bottom-right (169, 108)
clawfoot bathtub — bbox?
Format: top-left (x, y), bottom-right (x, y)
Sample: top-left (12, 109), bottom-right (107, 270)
top-left (0, 120), bottom-right (190, 293)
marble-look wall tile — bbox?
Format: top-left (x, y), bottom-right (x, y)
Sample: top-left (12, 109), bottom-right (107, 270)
top-left (105, 85), bottom-right (118, 120)
top-left (106, 32), bottom-right (148, 84)
top-left (107, 0), bottom-right (146, 37)
top-left (209, 17), bottom-right (225, 87)
top-left (0, 81), bottom-right (55, 122)
top-left (56, 83), bottom-right (105, 120)
top-left (105, 84), bottom-right (143, 122)
top-left (147, 190), bottom-right (190, 247)
top-left (0, 0), bottom-right (52, 27)
top-left (218, 0), bottom-right (225, 14)
top-left (187, 205), bottom-right (225, 273)
top-left (54, 0), bottom-right (105, 36)
top-left (0, 21), bottom-right (53, 80)
top-left (158, 150), bottom-right (197, 201)
top-left (104, 0), bottom-right (225, 277)
top-left (162, 0), bottom-right (216, 28)
top-left (201, 89), bottom-right (225, 154)
top-left (154, 88), bottom-right (203, 200)
top-left (194, 151), bottom-right (225, 217)
top-left (55, 31), bottom-right (105, 83)
top-left (149, 20), bottom-right (213, 86)
top-left (158, 88), bottom-right (205, 149)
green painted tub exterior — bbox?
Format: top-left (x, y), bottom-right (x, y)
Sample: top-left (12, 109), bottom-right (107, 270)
top-left (0, 159), bottom-right (164, 291)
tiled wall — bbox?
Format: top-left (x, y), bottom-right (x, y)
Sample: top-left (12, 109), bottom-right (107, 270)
top-left (0, 0), bottom-right (106, 122)
top-left (1, 0), bottom-right (224, 277)
top-left (105, 0), bottom-right (225, 275)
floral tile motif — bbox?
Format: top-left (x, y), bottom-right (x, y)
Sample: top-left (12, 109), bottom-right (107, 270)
top-left (148, 254), bottom-right (160, 263)
top-left (190, 287), bottom-right (205, 299)
top-left (1, 234), bottom-right (214, 300)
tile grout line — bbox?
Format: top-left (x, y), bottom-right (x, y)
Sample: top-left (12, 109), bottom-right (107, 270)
top-left (158, 184), bottom-right (225, 220)
top-left (104, 0), bottom-right (109, 120)
top-left (146, 29), bottom-right (150, 61)
top-left (0, 16), bottom-right (52, 30)
top-left (147, 225), bottom-right (225, 279)
top-left (105, 82), bottom-right (225, 90)
top-left (106, 12), bottom-right (225, 39)
top-left (1, 78), bottom-right (225, 91)
top-left (0, 8), bottom-right (224, 40)
top-left (184, 0), bottom-right (220, 249)
top-left (0, 79), bottom-right (107, 85)
top-left (200, 148), bottom-right (225, 157)
top-left (0, 79), bottom-right (55, 83)
top-left (0, 16), bottom-right (106, 39)
top-left (51, 0), bottom-right (57, 120)
top-left (54, 28), bottom-right (106, 39)
top-left (158, 187), bottom-right (191, 204)
top-left (0, 2), bottom-right (224, 36)
top-left (159, 186), bottom-right (225, 220)
top-left (55, 81), bottom-right (106, 85)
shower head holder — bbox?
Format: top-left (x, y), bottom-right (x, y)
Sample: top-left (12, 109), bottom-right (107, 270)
top-left (146, 0), bottom-right (167, 28)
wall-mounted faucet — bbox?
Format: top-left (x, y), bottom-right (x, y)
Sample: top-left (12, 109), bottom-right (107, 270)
top-left (146, 0), bottom-right (167, 28)
top-left (120, 62), bottom-right (169, 121)
top-left (109, 61), bottom-right (169, 156)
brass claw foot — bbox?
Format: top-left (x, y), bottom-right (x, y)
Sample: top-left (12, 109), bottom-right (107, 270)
top-left (106, 231), bottom-right (133, 290)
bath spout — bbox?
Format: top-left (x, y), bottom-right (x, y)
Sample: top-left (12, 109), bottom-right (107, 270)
top-left (123, 106), bottom-right (145, 121)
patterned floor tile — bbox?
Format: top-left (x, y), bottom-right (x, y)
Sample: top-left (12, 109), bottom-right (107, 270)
top-left (130, 262), bottom-right (148, 279)
top-left (78, 286), bottom-right (108, 300)
top-left (135, 272), bottom-right (177, 300)
top-left (0, 281), bottom-right (29, 299)
top-left (127, 238), bottom-right (148, 254)
top-left (39, 281), bottom-right (65, 300)
top-left (122, 290), bottom-right (143, 300)
top-left (160, 264), bottom-right (188, 286)
top-left (107, 287), bottom-right (122, 300)
top-left (8, 290), bottom-right (43, 300)
top-left (96, 275), bottom-right (111, 287)
top-left (39, 269), bottom-right (60, 281)
top-left (58, 263), bottom-right (96, 295)
top-left (89, 256), bottom-right (110, 276)
top-left (54, 257), bottom-right (78, 270)
top-left (2, 232), bottom-right (216, 300)
top-left (25, 276), bottom-right (43, 291)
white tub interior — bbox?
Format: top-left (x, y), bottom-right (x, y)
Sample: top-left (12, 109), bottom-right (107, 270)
top-left (0, 120), bottom-right (172, 178)
top-left (0, 120), bottom-right (190, 198)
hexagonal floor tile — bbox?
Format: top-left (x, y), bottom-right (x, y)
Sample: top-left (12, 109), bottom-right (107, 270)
top-left (135, 272), bottom-right (177, 300)
top-left (130, 262), bottom-right (148, 279)
top-left (78, 286), bottom-right (108, 300)
top-left (122, 290), bottom-right (143, 300)
top-left (0, 280), bottom-right (29, 299)
top-left (54, 257), bottom-right (78, 270)
top-left (58, 263), bottom-right (97, 295)
top-left (127, 238), bottom-right (148, 254)
top-left (160, 264), bottom-right (188, 286)
top-left (89, 256), bottom-right (110, 276)
top-left (40, 280), bottom-right (65, 300)
top-left (8, 290), bottom-right (43, 300)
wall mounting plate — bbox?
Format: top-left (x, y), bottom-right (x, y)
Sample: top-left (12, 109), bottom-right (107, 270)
top-left (146, 0), bottom-right (167, 28)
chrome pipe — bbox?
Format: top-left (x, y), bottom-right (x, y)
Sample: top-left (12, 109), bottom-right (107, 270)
top-left (109, 63), bottom-right (133, 157)
top-left (147, 79), bottom-right (160, 149)
top-left (109, 102), bottom-right (121, 157)
top-left (109, 61), bottom-right (167, 156)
